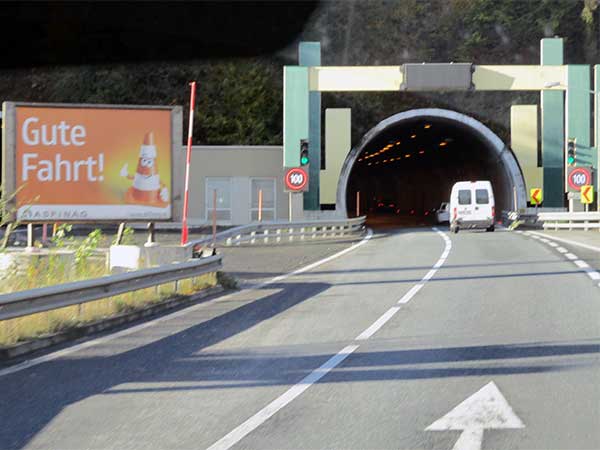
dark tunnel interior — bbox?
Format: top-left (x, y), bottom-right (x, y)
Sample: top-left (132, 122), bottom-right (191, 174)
top-left (345, 116), bottom-right (513, 227)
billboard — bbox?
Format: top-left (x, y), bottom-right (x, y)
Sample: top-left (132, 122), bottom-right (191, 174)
top-left (3, 103), bottom-right (180, 222)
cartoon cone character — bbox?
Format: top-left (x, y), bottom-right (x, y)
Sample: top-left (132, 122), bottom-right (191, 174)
top-left (120, 131), bottom-right (169, 206)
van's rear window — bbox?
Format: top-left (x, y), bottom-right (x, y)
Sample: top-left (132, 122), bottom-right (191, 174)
top-left (475, 189), bottom-right (489, 204)
top-left (458, 190), bottom-right (471, 205)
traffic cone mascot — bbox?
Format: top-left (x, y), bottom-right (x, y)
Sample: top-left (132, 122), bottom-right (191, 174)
top-left (120, 131), bottom-right (169, 206)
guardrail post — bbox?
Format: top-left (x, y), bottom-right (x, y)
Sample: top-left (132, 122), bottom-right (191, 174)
top-left (300, 227), bottom-right (305, 240)
top-left (312, 226), bottom-right (317, 239)
top-left (226, 237), bottom-right (232, 246)
top-left (236, 234), bottom-right (242, 246)
top-left (289, 228), bottom-right (294, 242)
top-left (250, 231), bottom-right (256, 245)
top-left (276, 229), bottom-right (281, 243)
top-left (263, 229), bottom-right (269, 243)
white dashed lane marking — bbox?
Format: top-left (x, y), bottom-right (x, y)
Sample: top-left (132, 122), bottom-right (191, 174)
top-left (521, 231), bottom-right (600, 285)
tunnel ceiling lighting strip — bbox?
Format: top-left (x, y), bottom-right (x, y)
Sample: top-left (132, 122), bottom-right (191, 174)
top-left (439, 142), bottom-right (447, 147)
top-left (424, 124), bottom-right (431, 129)
top-left (410, 134), bottom-right (417, 139)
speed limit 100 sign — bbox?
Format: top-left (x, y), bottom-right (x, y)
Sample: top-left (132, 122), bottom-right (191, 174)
top-left (284, 167), bottom-right (309, 192)
top-left (567, 166), bottom-right (593, 192)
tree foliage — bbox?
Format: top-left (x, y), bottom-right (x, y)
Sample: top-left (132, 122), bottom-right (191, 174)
top-left (0, 1), bottom-right (596, 146)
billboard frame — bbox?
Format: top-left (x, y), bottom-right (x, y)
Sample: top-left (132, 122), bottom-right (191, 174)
top-left (2, 101), bottom-right (183, 223)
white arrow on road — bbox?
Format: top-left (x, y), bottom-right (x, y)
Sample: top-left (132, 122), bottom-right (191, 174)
top-left (426, 381), bottom-right (524, 450)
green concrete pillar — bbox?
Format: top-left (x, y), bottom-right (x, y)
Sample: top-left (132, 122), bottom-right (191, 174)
top-left (541, 38), bottom-right (564, 207)
top-left (299, 42), bottom-right (321, 210)
top-left (566, 65), bottom-right (592, 177)
top-left (283, 66), bottom-right (309, 168)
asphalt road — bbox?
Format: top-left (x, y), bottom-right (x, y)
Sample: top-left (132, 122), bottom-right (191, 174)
top-left (1, 226), bottom-right (599, 450)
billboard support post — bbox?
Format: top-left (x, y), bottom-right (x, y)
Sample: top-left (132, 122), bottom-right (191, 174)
top-left (212, 189), bottom-right (217, 248)
top-left (181, 81), bottom-right (197, 246)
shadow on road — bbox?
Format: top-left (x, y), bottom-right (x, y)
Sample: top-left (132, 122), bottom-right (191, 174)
top-left (0, 281), bottom-right (330, 450)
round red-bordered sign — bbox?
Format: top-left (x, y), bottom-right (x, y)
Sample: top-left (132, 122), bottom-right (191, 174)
top-left (285, 167), bottom-right (308, 191)
top-left (568, 167), bottom-right (592, 191)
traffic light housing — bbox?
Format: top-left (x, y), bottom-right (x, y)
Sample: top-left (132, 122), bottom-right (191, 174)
top-left (567, 138), bottom-right (576, 166)
top-left (300, 139), bottom-right (309, 166)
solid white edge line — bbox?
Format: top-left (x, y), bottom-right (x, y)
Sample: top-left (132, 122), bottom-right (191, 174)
top-left (355, 307), bottom-right (402, 340)
top-left (0, 230), bottom-right (374, 379)
top-left (398, 284), bottom-right (424, 304)
top-left (206, 344), bottom-right (359, 450)
top-left (422, 269), bottom-right (438, 281)
top-left (528, 231), bottom-right (600, 253)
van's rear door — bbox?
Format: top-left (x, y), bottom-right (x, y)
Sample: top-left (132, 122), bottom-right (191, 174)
top-left (456, 188), bottom-right (473, 218)
top-left (472, 187), bottom-right (493, 221)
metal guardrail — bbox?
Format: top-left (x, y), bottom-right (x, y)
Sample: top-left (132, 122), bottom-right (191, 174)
top-left (501, 208), bottom-right (568, 228)
top-left (538, 212), bottom-right (600, 230)
top-left (0, 255), bottom-right (222, 321)
top-left (184, 216), bottom-right (367, 249)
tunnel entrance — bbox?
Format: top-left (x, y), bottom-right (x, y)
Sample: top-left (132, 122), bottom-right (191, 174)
top-left (337, 109), bottom-right (527, 226)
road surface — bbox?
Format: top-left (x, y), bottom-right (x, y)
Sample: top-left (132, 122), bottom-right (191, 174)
top-left (1, 226), bottom-right (599, 450)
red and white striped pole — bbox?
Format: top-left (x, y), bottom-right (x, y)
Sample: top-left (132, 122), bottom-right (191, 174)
top-left (180, 81), bottom-right (197, 245)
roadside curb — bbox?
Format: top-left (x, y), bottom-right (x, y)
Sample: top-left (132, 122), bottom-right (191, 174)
top-left (0, 285), bottom-right (226, 361)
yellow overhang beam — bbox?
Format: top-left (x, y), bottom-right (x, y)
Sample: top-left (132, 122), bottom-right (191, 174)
top-left (309, 66), bottom-right (402, 92)
top-left (473, 65), bottom-right (567, 91)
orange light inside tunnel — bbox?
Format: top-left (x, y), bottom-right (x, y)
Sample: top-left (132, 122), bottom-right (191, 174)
top-left (410, 134), bottom-right (417, 139)
top-left (424, 124), bottom-right (431, 129)
top-left (419, 150), bottom-right (425, 154)
top-left (439, 142), bottom-right (448, 147)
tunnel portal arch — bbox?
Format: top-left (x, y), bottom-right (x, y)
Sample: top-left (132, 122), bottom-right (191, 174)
top-left (336, 108), bottom-right (528, 216)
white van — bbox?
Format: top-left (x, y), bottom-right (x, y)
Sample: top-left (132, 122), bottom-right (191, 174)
top-left (449, 181), bottom-right (495, 233)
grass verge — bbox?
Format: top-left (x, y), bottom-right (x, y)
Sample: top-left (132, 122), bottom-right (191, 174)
top-left (0, 272), bottom-right (217, 347)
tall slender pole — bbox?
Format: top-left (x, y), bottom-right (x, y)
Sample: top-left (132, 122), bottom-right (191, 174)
top-left (212, 189), bottom-right (217, 248)
top-left (258, 189), bottom-right (263, 222)
top-left (289, 192), bottom-right (292, 222)
top-left (181, 81), bottom-right (197, 246)
top-left (356, 191), bottom-right (360, 217)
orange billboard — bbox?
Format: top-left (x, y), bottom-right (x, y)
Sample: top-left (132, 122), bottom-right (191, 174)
top-left (10, 105), bottom-right (173, 221)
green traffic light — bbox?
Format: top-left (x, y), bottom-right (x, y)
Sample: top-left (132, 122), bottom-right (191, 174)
top-left (301, 155), bottom-right (309, 165)
top-left (567, 156), bottom-right (575, 165)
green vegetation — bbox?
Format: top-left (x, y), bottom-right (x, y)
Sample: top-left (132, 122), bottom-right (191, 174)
top-left (0, 272), bottom-right (217, 346)
top-left (0, 224), bottom-right (221, 346)
top-left (0, 1), bottom-right (596, 147)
